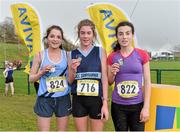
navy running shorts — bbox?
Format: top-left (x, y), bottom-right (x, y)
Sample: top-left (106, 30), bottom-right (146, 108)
top-left (72, 95), bottom-right (103, 119)
top-left (5, 77), bottom-right (13, 83)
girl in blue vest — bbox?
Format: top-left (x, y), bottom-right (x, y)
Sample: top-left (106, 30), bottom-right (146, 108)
top-left (68, 19), bottom-right (109, 131)
top-left (29, 25), bottom-right (71, 131)
top-left (3, 62), bottom-right (16, 96)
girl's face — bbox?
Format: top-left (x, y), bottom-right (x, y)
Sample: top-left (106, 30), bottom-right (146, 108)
top-left (79, 26), bottom-right (94, 46)
top-left (47, 29), bottom-right (62, 49)
top-left (117, 26), bottom-right (134, 47)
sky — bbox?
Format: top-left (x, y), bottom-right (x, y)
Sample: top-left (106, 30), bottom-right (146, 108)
top-left (0, 0), bottom-right (180, 51)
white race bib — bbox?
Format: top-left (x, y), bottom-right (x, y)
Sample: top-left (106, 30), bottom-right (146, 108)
top-left (46, 76), bottom-right (67, 93)
top-left (117, 81), bottom-right (139, 98)
top-left (77, 80), bottom-right (99, 96)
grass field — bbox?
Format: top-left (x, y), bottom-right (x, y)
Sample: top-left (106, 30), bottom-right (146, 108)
top-left (0, 43), bottom-right (180, 131)
top-left (0, 69), bottom-right (114, 131)
top-left (150, 60), bottom-right (180, 85)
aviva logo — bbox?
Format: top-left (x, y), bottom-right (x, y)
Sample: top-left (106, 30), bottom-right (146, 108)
top-left (145, 84), bottom-right (180, 131)
top-left (156, 105), bottom-right (180, 130)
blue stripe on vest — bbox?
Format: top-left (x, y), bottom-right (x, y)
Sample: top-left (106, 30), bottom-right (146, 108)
top-left (75, 72), bottom-right (101, 79)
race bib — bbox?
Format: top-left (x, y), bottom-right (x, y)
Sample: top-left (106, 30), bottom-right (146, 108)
top-left (77, 80), bottom-right (99, 96)
top-left (117, 81), bottom-right (139, 98)
top-left (46, 76), bottom-right (67, 93)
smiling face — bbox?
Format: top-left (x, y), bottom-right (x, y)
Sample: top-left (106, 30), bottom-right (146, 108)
top-left (117, 26), bottom-right (134, 48)
top-left (47, 29), bottom-right (62, 49)
top-left (79, 26), bottom-right (94, 46)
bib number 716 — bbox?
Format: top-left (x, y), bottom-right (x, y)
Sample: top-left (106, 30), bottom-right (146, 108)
top-left (77, 80), bottom-right (99, 96)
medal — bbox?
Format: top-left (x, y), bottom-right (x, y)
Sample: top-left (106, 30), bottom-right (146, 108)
top-left (118, 58), bottom-right (124, 66)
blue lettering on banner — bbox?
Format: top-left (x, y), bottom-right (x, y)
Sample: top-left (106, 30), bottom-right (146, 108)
top-left (18, 7), bottom-right (33, 53)
top-left (23, 27), bottom-right (32, 32)
top-left (27, 44), bottom-right (33, 52)
top-left (99, 10), bottom-right (112, 21)
top-left (25, 33), bottom-right (32, 42)
top-left (30, 61), bottom-right (33, 68)
top-left (18, 8), bottom-right (26, 17)
top-left (21, 16), bottom-right (30, 25)
top-left (99, 9), bottom-right (116, 39)
top-left (105, 19), bottom-right (115, 30)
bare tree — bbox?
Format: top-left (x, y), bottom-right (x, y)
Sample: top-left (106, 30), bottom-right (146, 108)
top-left (0, 17), bottom-right (17, 43)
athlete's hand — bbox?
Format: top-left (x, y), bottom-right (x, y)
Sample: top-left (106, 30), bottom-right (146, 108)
top-left (71, 59), bottom-right (81, 73)
top-left (110, 63), bottom-right (120, 76)
top-left (101, 101), bottom-right (109, 121)
top-left (39, 65), bottom-right (53, 76)
top-left (140, 107), bottom-right (149, 122)
top-left (40, 65), bottom-right (54, 74)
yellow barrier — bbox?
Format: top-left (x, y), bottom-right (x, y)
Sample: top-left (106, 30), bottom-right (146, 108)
top-left (145, 84), bottom-right (180, 131)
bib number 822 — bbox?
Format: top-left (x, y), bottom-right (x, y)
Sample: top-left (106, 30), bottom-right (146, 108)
top-left (117, 81), bottom-right (139, 98)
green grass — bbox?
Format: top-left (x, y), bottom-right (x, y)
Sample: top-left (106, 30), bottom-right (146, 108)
top-left (150, 60), bottom-right (180, 85)
top-left (150, 60), bottom-right (180, 69)
top-left (0, 42), bottom-right (180, 131)
top-left (0, 95), bottom-right (114, 131)
top-left (0, 69), bottom-right (114, 131)
top-left (0, 95), bottom-right (37, 131)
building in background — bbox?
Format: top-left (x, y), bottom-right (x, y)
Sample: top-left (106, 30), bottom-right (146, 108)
top-left (151, 51), bottom-right (174, 60)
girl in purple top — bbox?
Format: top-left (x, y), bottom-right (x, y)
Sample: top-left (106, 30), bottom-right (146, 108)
top-left (107, 21), bottom-right (151, 131)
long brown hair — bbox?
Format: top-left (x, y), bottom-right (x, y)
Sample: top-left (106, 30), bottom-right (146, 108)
top-left (75, 19), bottom-right (97, 44)
top-left (43, 25), bottom-right (65, 49)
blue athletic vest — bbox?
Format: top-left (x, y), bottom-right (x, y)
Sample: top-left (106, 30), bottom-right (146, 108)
top-left (71, 46), bottom-right (103, 96)
top-left (7, 68), bottom-right (13, 78)
top-left (38, 49), bottom-right (70, 97)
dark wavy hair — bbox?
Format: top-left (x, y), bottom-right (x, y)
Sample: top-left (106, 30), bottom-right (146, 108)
top-left (112, 21), bottom-right (135, 51)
